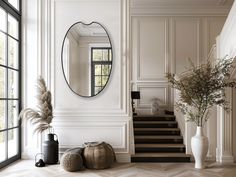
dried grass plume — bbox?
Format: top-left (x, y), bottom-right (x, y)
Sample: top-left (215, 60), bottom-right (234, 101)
top-left (19, 76), bottom-right (53, 134)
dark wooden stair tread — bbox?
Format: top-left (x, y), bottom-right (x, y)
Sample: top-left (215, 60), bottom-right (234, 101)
top-left (134, 115), bottom-right (175, 118)
top-left (134, 121), bottom-right (177, 124)
top-left (131, 153), bottom-right (191, 158)
top-left (135, 135), bottom-right (183, 139)
top-left (135, 144), bottom-right (185, 148)
top-left (134, 128), bottom-right (180, 131)
top-left (133, 115), bottom-right (176, 121)
top-left (132, 114), bottom-right (190, 163)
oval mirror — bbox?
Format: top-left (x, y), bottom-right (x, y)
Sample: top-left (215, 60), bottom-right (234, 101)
top-left (61, 22), bottom-right (113, 97)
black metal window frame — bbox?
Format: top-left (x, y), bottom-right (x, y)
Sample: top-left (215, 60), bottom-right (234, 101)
top-left (91, 47), bottom-right (112, 96)
top-left (0, 0), bottom-right (21, 169)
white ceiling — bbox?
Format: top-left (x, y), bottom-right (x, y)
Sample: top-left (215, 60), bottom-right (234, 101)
top-left (131, 0), bottom-right (234, 8)
top-left (70, 23), bottom-right (107, 38)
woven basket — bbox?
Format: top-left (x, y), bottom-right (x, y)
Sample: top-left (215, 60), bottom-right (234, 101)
top-left (60, 152), bottom-right (83, 172)
top-left (83, 142), bottom-right (115, 169)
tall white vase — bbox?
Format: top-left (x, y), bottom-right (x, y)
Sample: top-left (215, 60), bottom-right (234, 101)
top-left (191, 126), bottom-right (209, 169)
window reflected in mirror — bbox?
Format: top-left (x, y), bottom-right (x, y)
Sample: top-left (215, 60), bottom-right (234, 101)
top-left (61, 22), bottom-right (113, 97)
top-left (91, 48), bottom-right (112, 95)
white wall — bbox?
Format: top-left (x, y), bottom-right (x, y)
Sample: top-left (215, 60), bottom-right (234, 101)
top-left (233, 89), bottom-right (236, 162)
top-left (131, 15), bottom-right (226, 114)
top-left (66, 33), bottom-right (81, 94)
top-left (22, 0), bottom-right (233, 162)
top-left (21, 0), bottom-right (43, 158)
top-left (53, 0), bottom-right (131, 161)
top-left (22, 0), bottom-right (131, 162)
top-left (217, 0), bottom-right (236, 162)
top-left (130, 2), bottom-right (228, 160)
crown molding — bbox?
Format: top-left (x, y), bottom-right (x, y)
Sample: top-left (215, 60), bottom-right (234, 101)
top-left (131, 7), bottom-right (230, 16)
top-left (131, 0), bottom-right (233, 16)
top-left (131, 0), bottom-right (234, 8)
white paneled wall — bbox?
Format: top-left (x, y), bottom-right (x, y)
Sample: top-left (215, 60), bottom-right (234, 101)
top-left (217, 0), bottom-right (236, 162)
top-left (173, 18), bottom-right (200, 73)
top-left (131, 9), bottom-right (227, 160)
top-left (23, 0), bottom-right (131, 162)
top-left (22, 0), bottom-right (233, 162)
top-left (131, 16), bottom-right (226, 114)
top-left (49, 0), bottom-right (130, 161)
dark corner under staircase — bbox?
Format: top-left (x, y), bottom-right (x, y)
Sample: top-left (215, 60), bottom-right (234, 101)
top-left (131, 113), bottom-right (191, 163)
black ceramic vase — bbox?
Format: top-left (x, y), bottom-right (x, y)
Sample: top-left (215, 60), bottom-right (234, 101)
top-left (42, 133), bottom-right (59, 164)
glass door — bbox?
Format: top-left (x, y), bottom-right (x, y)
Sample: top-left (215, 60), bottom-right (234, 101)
top-left (0, 0), bottom-right (21, 169)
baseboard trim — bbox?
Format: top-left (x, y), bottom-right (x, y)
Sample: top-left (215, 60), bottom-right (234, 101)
top-left (216, 155), bottom-right (234, 163)
top-left (116, 153), bottom-right (131, 163)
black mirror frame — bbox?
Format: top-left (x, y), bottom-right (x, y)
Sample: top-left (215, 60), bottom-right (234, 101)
top-left (61, 21), bottom-right (113, 98)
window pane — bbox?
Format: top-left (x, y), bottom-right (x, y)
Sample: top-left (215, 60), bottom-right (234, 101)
top-left (109, 49), bottom-right (112, 61)
top-left (8, 100), bottom-right (18, 128)
top-left (8, 128), bottom-right (18, 158)
top-left (0, 32), bottom-right (6, 66)
top-left (95, 76), bottom-right (101, 86)
top-left (8, 14), bottom-right (18, 39)
top-left (8, 0), bottom-right (19, 11)
top-left (0, 100), bottom-right (6, 131)
top-left (0, 132), bottom-right (6, 162)
top-left (0, 67), bottom-right (6, 98)
top-left (102, 76), bottom-right (108, 86)
top-left (8, 37), bottom-right (18, 69)
top-left (102, 65), bottom-right (110, 75)
top-left (0, 8), bottom-right (6, 32)
top-left (93, 50), bottom-right (102, 61)
top-left (95, 65), bottom-right (101, 75)
top-left (102, 50), bottom-right (108, 61)
top-left (8, 69), bottom-right (18, 98)
top-left (95, 87), bottom-right (102, 95)
top-left (0, 0), bottom-right (21, 167)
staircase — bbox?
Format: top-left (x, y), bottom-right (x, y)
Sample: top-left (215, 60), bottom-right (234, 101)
top-left (131, 114), bottom-right (191, 163)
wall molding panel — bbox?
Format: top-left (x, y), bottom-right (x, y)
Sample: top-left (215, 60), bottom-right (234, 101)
top-left (137, 84), bottom-right (169, 108)
top-left (49, 0), bottom-right (129, 117)
top-left (131, 8), bottom-right (228, 159)
top-left (216, 0), bottom-right (236, 162)
top-left (131, 15), bottom-right (226, 115)
top-left (136, 17), bottom-right (168, 81)
top-left (23, 0), bottom-right (132, 162)
top-left (22, 0), bottom-right (233, 163)
top-left (53, 120), bottom-right (129, 152)
top-left (173, 17), bottom-right (201, 73)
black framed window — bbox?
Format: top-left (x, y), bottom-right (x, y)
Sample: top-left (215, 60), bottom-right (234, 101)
top-left (91, 47), bottom-right (112, 96)
top-left (0, 0), bottom-right (21, 169)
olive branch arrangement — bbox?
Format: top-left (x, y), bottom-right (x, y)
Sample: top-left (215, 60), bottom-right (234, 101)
top-left (167, 57), bottom-right (236, 127)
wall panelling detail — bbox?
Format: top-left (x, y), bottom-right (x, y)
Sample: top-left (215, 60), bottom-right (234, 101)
top-left (131, 16), bottom-right (226, 112)
top-left (54, 120), bottom-right (129, 152)
top-left (173, 18), bottom-right (200, 74)
top-left (135, 17), bottom-right (168, 81)
top-left (207, 17), bottom-right (226, 53)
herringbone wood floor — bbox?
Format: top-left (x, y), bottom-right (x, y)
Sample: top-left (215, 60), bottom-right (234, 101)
top-left (1, 160), bottom-right (236, 177)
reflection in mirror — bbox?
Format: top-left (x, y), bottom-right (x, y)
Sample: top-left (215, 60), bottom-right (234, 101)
top-left (62, 22), bottom-right (112, 97)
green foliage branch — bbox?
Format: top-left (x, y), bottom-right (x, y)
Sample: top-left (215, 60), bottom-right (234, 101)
top-left (167, 57), bottom-right (236, 127)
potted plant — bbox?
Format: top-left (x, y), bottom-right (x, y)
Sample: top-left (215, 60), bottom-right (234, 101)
top-left (167, 58), bottom-right (236, 169)
top-left (19, 76), bottom-right (58, 164)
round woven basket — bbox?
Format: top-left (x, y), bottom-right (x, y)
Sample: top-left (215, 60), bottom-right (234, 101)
top-left (60, 152), bottom-right (83, 172)
top-left (83, 142), bottom-right (115, 169)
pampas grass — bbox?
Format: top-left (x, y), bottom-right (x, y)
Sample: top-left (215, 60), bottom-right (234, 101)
top-left (19, 76), bottom-right (53, 134)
